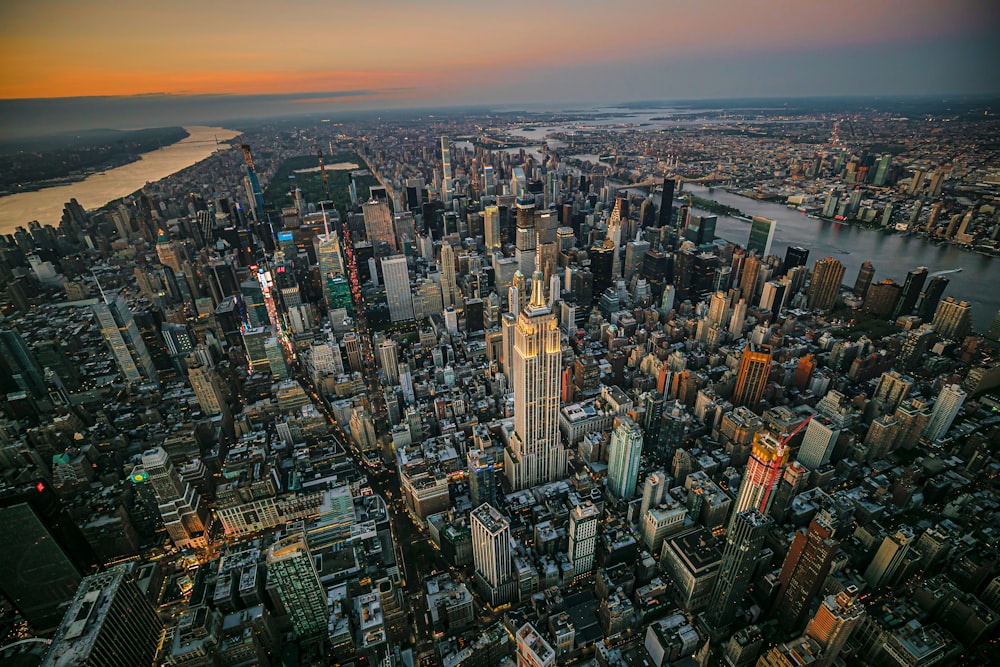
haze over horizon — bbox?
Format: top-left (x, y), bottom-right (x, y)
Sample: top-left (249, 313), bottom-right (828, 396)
top-left (2, 0), bottom-right (999, 138)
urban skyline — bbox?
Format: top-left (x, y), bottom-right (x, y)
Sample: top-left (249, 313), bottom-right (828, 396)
top-left (0, 3), bottom-right (999, 667)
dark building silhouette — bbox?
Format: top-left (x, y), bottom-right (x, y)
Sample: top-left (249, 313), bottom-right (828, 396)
top-left (0, 481), bottom-right (99, 632)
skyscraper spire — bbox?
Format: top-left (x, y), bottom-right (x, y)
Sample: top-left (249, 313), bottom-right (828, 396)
top-left (530, 233), bottom-right (545, 309)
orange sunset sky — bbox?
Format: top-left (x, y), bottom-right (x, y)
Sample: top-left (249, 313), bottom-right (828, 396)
top-left (1, 0), bottom-right (998, 102)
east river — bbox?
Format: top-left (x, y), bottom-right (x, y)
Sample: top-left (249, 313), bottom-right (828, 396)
top-left (0, 125), bottom-right (240, 235)
top-left (659, 184), bottom-right (999, 332)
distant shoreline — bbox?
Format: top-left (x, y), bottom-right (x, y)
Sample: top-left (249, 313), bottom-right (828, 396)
top-left (0, 125), bottom-right (240, 233)
top-left (0, 127), bottom-right (191, 197)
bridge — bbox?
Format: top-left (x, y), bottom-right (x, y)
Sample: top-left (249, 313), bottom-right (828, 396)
top-left (625, 173), bottom-right (729, 189)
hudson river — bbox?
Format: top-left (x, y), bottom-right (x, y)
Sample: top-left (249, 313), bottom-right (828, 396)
top-left (0, 125), bottom-right (240, 235)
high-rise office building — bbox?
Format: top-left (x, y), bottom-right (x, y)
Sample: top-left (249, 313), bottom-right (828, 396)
top-left (658, 178), bottom-right (675, 228)
top-left (382, 255), bottom-right (414, 322)
top-left (806, 257), bottom-right (845, 311)
top-left (746, 216), bottom-right (776, 256)
top-left (504, 254), bottom-right (567, 490)
top-left (0, 481), bottom-right (99, 632)
top-left (684, 214), bottom-right (716, 246)
top-left (41, 563), bottom-right (163, 667)
top-left (266, 532), bottom-right (329, 639)
top-left (187, 362), bottom-right (229, 417)
top-left (772, 512), bottom-right (840, 634)
top-left (568, 502), bottom-right (599, 578)
top-left (467, 449), bottom-right (497, 508)
top-left (471, 503), bottom-right (513, 606)
top-left (708, 509), bottom-right (771, 628)
top-left (732, 344), bottom-right (772, 409)
top-left (863, 527), bottom-right (914, 590)
top-left (484, 205), bottom-right (501, 250)
top-left (872, 370), bottom-right (914, 413)
top-left (240, 144), bottom-right (266, 222)
top-left (988, 309), bottom-right (1000, 343)
top-left (607, 417), bottom-right (643, 501)
top-left (892, 266), bottom-right (927, 319)
top-left (852, 261), bottom-right (875, 299)
top-left (0, 329), bottom-right (46, 398)
top-left (931, 297), bottom-right (972, 340)
top-left (805, 587), bottom-right (864, 666)
top-left (264, 336), bottom-right (289, 380)
top-left (92, 293), bottom-right (159, 387)
top-left (440, 241), bottom-right (459, 309)
top-left (923, 384), bottom-right (966, 441)
top-left (138, 447), bottom-right (206, 549)
top-left (316, 232), bottom-right (345, 308)
top-left (378, 339), bottom-right (400, 385)
top-left (783, 246), bottom-right (810, 274)
top-left (732, 431), bottom-right (789, 518)
top-left (917, 275), bottom-right (949, 322)
top-left (639, 471), bottom-right (668, 524)
top-left (363, 198), bottom-right (395, 251)
top-left (796, 416), bottom-right (840, 471)
top-left (441, 137), bottom-right (455, 204)
top-left (708, 291), bottom-right (732, 328)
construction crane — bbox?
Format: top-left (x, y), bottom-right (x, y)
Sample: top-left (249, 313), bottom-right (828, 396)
top-left (311, 139), bottom-right (331, 201)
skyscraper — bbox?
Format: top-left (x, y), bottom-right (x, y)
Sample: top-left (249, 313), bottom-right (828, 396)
top-left (658, 178), bottom-right (676, 228)
top-left (441, 137), bottom-right (455, 204)
top-left (382, 255), bottom-right (414, 322)
top-left (187, 362), bottom-right (229, 417)
top-left (892, 266), bottom-right (927, 319)
top-left (796, 416), bottom-right (840, 471)
top-left (471, 503), bottom-right (513, 606)
top-left (138, 447), bottom-right (206, 549)
top-left (440, 241), bottom-right (459, 309)
top-left (316, 231), bottom-right (345, 309)
top-left (782, 246), bottom-right (810, 274)
top-left (568, 501), bottom-right (599, 579)
top-left (806, 257), bottom-right (845, 311)
top-left (266, 532), bottom-right (329, 639)
top-left (378, 339), bottom-right (400, 385)
top-left (639, 471), bottom-right (668, 524)
top-left (92, 293), bottom-right (159, 387)
top-left (41, 563), bottom-right (163, 667)
top-left (746, 216), bottom-right (776, 256)
top-left (0, 329), bottom-right (46, 398)
top-left (732, 344), bottom-right (772, 409)
top-left (484, 205), bottom-right (501, 250)
top-left (504, 253), bottom-right (567, 490)
top-left (241, 144), bottom-right (266, 222)
top-left (732, 431), bottom-right (790, 518)
top-left (852, 261), bottom-right (875, 299)
top-left (0, 481), bottom-right (99, 632)
top-left (923, 384), bottom-right (966, 441)
top-left (363, 198), bottom-right (395, 251)
top-left (917, 275), bottom-right (949, 322)
top-left (772, 512), bottom-right (840, 635)
top-left (708, 509), bottom-right (771, 628)
top-left (607, 417), bottom-right (643, 501)
top-left (931, 297), bottom-right (972, 340)
top-left (468, 449), bottom-right (497, 508)
top-left (863, 527), bottom-right (914, 589)
top-left (805, 587), bottom-right (864, 666)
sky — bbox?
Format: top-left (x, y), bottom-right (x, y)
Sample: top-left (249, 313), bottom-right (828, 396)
top-left (1, 0), bottom-right (999, 136)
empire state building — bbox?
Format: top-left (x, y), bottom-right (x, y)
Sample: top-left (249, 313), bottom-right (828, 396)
top-left (505, 248), bottom-right (567, 490)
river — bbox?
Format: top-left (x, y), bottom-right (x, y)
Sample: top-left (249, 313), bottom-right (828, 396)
top-left (0, 125), bottom-right (241, 234)
top-left (645, 184), bottom-right (998, 331)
